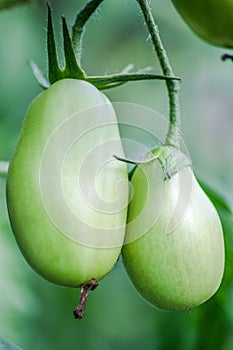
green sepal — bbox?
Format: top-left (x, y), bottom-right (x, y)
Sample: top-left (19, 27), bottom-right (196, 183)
top-left (47, 4), bottom-right (63, 84)
top-left (87, 73), bottom-right (181, 90)
top-left (61, 16), bottom-right (85, 79)
top-left (29, 60), bottom-right (50, 89)
top-left (46, 4), bottom-right (85, 85)
top-left (32, 4), bottom-right (181, 89)
top-left (128, 166), bottom-right (136, 181)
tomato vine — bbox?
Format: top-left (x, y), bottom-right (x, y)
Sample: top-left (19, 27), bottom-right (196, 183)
top-left (136, 0), bottom-right (181, 149)
top-left (0, 0), bottom-right (182, 174)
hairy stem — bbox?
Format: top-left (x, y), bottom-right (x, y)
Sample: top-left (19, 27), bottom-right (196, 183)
top-left (87, 71), bottom-right (180, 89)
top-left (136, 0), bottom-right (181, 148)
top-left (72, 0), bottom-right (105, 64)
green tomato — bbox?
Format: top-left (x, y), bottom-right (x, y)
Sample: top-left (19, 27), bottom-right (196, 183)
top-left (122, 148), bottom-right (225, 310)
top-left (7, 79), bottom-right (128, 287)
top-left (171, 0), bottom-right (233, 48)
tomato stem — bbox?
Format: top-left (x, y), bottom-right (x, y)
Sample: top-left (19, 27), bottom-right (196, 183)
top-left (221, 53), bottom-right (233, 62)
top-left (73, 278), bottom-right (99, 319)
top-left (136, 0), bottom-right (181, 149)
top-left (87, 72), bottom-right (181, 90)
top-left (0, 161), bottom-right (9, 177)
top-left (72, 0), bottom-right (105, 64)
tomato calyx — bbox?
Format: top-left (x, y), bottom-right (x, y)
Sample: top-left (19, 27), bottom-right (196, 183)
top-left (30, 3), bottom-right (181, 90)
top-left (115, 145), bottom-right (191, 182)
top-left (152, 146), bottom-right (191, 180)
top-left (30, 4), bottom-right (85, 89)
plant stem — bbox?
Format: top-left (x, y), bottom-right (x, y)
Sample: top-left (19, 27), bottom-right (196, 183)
top-left (72, 0), bottom-right (105, 64)
top-left (0, 162), bottom-right (9, 177)
top-left (221, 53), bottom-right (233, 62)
top-left (73, 278), bottom-right (99, 319)
top-left (87, 72), bottom-right (180, 89)
top-left (136, 0), bottom-right (181, 148)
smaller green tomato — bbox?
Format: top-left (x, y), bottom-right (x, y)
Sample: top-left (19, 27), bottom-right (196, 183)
top-left (171, 0), bottom-right (233, 48)
top-left (122, 147), bottom-right (225, 311)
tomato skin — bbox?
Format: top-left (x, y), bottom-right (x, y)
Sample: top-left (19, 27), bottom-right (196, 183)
top-left (6, 79), bottom-right (128, 287)
top-left (171, 0), bottom-right (233, 48)
top-left (122, 154), bottom-right (224, 310)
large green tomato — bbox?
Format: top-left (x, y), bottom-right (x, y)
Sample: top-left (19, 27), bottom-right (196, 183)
top-left (171, 0), bottom-right (233, 48)
top-left (122, 147), bottom-right (225, 310)
top-left (7, 79), bottom-right (128, 287)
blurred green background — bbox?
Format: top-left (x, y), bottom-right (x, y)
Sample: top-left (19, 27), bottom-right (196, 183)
top-left (0, 0), bottom-right (233, 349)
